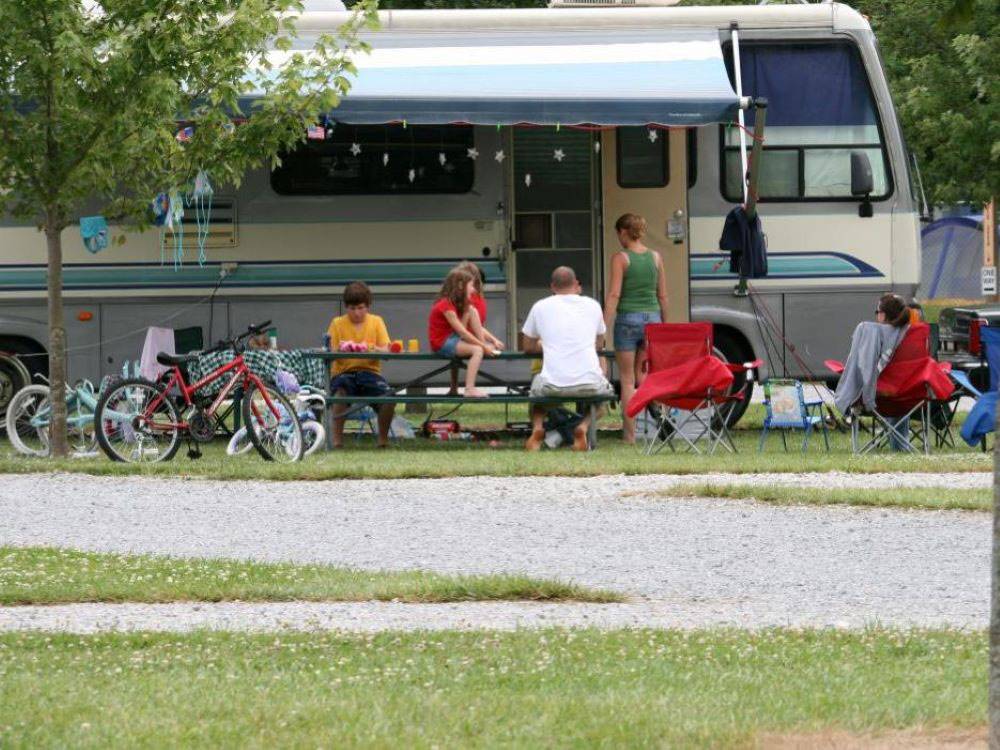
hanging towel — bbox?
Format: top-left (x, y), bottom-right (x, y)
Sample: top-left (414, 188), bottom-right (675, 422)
top-left (139, 327), bottom-right (177, 382)
top-left (80, 216), bottom-right (109, 254)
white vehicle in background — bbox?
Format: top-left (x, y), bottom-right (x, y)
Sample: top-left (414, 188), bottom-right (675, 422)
top-left (0, 2), bottom-right (920, 427)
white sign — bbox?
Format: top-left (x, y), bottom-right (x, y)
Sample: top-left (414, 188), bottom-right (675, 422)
top-left (982, 266), bottom-right (997, 296)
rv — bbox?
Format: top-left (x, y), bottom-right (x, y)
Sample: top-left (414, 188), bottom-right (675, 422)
top-left (0, 2), bottom-right (920, 425)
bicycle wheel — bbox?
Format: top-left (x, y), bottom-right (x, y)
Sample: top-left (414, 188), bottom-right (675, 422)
top-left (5, 384), bottom-right (51, 457)
top-left (226, 427), bottom-right (254, 456)
top-left (95, 378), bottom-right (181, 463)
top-left (301, 419), bottom-right (325, 457)
top-left (241, 383), bottom-right (304, 463)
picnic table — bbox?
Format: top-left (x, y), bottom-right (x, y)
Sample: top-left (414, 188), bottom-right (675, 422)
top-left (304, 350), bottom-right (619, 449)
top-left (188, 349), bottom-right (328, 395)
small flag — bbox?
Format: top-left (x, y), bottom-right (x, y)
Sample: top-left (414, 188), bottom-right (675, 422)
top-left (307, 125), bottom-right (325, 140)
top-left (175, 126), bottom-right (194, 143)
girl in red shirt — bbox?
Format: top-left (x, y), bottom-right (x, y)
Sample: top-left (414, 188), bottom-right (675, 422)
top-left (428, 268), bottom-right (499, 398)
top-left (455, 261), bottom-right (505, 354)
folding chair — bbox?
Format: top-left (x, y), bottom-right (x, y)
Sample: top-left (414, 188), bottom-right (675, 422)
top-left (825, 323), bottom-right (953, 454)
top-left (758, 379), bottom-right (830, 452)
top-left (958, 325), bottom-right (1000, 450)
top-left (627, 322), bottom-right (760, 455)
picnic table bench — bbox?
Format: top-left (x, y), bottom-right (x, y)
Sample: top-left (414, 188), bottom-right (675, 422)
top-left (303, 350), bottom-right (618, 449)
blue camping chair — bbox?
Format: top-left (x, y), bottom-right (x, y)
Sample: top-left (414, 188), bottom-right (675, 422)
top-left (959, 326), bottom-right (1000, 448)
top-left (758, 379), bottom-right (830, 452)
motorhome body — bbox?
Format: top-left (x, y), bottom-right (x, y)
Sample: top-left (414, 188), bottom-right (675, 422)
top-left (0, 3), bottom-right (920, 424)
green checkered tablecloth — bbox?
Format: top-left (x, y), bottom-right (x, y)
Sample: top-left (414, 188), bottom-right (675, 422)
top-left (187, 349), bottom-right (327, 396)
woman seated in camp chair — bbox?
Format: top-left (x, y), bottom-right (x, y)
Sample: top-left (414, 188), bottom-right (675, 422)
top-left (831, 293), bottom-right (954, 453)
top-left (832, 293), bottom-right (910, 421)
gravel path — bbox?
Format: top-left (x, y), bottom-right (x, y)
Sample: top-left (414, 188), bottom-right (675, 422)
top-left (0, 472), bottom-right (989, 631)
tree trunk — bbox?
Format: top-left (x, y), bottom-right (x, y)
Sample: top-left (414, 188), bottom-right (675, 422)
top-left (44, 219), bottom-right (68, 458)
top-left (992, 391), bottom-right (1000, 748)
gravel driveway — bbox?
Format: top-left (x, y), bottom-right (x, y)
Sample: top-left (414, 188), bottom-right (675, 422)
top-left (0, 472), bottom-right (989, 631)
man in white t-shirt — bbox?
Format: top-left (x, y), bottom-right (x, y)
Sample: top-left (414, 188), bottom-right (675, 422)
top-left (521, 266), bottom-right (614, 451)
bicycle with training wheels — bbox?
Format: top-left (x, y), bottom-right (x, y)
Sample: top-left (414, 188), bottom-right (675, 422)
top-left (4, 376), bottom-right (102, 458)
top-left (227, 383), bottom-right (325, 458)
top-left (94, 321), bottom-right (304, 463)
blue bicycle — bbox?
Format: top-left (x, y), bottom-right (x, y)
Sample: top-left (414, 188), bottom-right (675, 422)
top-left (4, 378), bottom-right (102, 458)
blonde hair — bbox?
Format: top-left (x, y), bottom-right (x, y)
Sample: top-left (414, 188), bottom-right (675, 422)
top-left (614, 213), bottom-right (647, 241)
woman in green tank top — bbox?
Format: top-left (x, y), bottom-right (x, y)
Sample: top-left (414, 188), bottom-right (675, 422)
top-left (604, 213), bottom-right (669, 444)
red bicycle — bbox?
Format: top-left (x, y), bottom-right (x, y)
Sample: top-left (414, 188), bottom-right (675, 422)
top-left (94, 321), bottom-right (304, 463)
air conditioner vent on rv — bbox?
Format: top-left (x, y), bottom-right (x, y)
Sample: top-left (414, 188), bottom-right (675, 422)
top-left (549, 0), bottom-right (682, 7)
top-left (179, 196), bottom-right (238, 248)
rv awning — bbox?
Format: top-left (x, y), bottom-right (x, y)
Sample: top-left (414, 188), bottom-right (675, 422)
top-left (266, 29), bottom-right (742, 127)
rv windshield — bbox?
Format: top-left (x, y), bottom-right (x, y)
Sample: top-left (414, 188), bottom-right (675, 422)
top-left (722, 42), bottom-right (891, 202)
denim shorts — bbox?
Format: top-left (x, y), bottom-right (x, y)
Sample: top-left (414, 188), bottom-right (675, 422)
top-left (613, 311), bottom-right (661, 352)
top-left (435, 333), bottom-right (461, 358)
top-left (329, 370), bottom-right (391, 397)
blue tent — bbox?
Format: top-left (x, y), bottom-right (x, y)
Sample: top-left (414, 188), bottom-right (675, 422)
top-left (920, 215), bottom-right (998, 299)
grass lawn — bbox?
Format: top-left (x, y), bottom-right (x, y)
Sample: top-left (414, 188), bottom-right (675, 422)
top-left (0, 547), bottom-right (619, 606)
top-left (0, 404), bottom-right (990, 480)
top-left (644, 483), bottom-right (992, 512)
top-left (0, 628), bottom-right (984, 748)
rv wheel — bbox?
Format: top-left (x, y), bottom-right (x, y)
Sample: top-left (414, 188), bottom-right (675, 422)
top-left (0, 353), bottom-right (32, 433)
top-left (712, 328), bottom-right (754, 428)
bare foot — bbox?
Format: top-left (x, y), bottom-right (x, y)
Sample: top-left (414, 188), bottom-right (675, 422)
top-left (465, 388), bottom-right (490, 399)
top-left (525, 428), bottom-right (545, 451)
top-left (572, 425), bottom-right (589, 452)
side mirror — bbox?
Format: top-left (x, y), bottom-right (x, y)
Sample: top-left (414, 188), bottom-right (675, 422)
top-left (851, 151), bottom-right (874, 218)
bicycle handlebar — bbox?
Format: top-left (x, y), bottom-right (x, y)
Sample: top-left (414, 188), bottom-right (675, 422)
top-left (204, 321), bottom-right (274, 356)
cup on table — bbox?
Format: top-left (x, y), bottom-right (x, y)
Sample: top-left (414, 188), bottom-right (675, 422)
top-left (390, 340), bottom-right (403, 353)
top-left (408, 338), bottom-right (420, 353)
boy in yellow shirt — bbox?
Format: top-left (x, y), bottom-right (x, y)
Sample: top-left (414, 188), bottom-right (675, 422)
top-left (326, 281), bottom-right (396, 448)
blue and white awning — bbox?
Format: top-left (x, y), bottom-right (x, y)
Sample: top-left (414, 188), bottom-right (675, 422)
top-left (267, 29), bottom-right (742, 126)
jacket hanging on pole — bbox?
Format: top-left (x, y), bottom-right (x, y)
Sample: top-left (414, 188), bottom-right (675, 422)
top-left (719, 206), bottom-right (768, 279)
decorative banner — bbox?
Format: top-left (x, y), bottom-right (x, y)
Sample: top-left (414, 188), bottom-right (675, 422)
top-left (306, 124), bottom-right (325, 140)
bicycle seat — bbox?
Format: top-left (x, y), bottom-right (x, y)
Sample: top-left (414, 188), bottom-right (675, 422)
top-left (156, 352), bottom-right (200, 366)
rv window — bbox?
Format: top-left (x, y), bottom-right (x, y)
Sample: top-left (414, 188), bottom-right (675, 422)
top-left (616, 127), bottom-right (668, 188)
top-left (270, 124), bottom-right (474, 195)
top-left (720, 42), bottom-right (891, 202)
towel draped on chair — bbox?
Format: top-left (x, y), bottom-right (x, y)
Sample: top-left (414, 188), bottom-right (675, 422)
top-left (626, 356), bottom-right (734, 417)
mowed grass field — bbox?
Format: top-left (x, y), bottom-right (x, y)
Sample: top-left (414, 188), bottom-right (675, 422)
top-left (0, 547), bottom-right (620, 606)
top-left (0, 403), bottom-right (990, 480)
top-left (0, 628), bottom-right (984, 748)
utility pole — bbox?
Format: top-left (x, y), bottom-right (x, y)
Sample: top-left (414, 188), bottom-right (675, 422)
top-left (988, 197), bottom-right (999, 750)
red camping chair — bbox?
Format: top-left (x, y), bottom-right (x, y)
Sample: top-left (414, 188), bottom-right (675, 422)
top-left (627, 323), bottom-right (761, 454)
top-left (825, 323), bottom-right (953, 454)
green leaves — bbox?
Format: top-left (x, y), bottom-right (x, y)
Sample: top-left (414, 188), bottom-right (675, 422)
top-left (857, 0), bottom-right (998, 205)
top-left (0, 0), bottom-right (378, 230)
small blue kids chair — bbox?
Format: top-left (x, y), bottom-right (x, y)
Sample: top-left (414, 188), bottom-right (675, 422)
top-left (758, 379), bottom-right (830, 452)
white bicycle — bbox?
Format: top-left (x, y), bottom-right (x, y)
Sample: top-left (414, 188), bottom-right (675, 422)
top-left (227, 385), bottom-right (325, 457)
